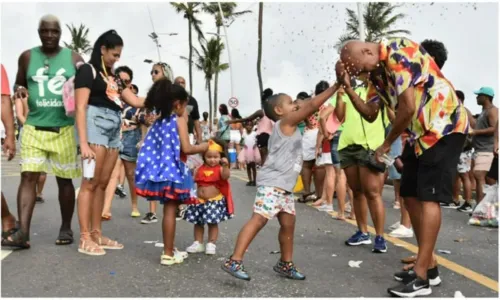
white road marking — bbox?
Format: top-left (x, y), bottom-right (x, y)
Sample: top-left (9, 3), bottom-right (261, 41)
top-left (1, 250), bottom-right (13, 260)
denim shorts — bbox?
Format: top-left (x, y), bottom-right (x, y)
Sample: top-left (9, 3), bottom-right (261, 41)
top-left (330, 130), bottom-right (342, 167)
top-left (86, 105), bottom-right (121, 149)
top-left (387, 127), bottom-right (403, 180)
top-left (120, 128), bottom-right (141, 161)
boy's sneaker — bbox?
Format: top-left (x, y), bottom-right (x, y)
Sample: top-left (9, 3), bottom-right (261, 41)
top-left (141, 212), bottom-right (158, 224)
top-left (205, 243), bottom-right (216, 255)
top-left (221, 258), bottom-right (251, 281)
top-left (273, 260), bottom-right (306, 280)
top-left (389, 225), bottom-right (414, 238)
top-left (186, 241), bottom-right (205, 253)
top-left (174, 247), bottom-right (189, 259)
top-left (115, 185), bottom-right (127, 198)
top-left (345, 231), bottom-right (371, 246)
top-left (372, 235), bottom-right (388, 253)
top-left (318, 204), bottom-right (334, 212)
top-left (394, 266), bottom-right (441, 286)
top-left (387, 276), bottom-right (432, 297)
top-left (457, 202), bottom-right (474, 213)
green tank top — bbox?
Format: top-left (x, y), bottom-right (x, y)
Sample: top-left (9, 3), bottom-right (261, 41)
top-left (26, 47), bottom-right (75, 127)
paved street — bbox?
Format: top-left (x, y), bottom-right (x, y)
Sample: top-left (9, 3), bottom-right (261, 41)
top-left (1, 155), bottom-right (498, 297)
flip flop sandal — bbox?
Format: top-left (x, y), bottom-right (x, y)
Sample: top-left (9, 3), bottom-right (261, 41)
top-left (401, 255), bottom-right (417, 264)
top-left (55, 230), bottom-right (74, 245)
top-left (78, 239), bottom-right (105, 256)
top-left (403, 263), bottom-right (415, 271)
top-left (1, 229), bottom-right (30, 249)
top-left (101, 215), bottom-right (112, 221)
top-left (36, 196), bottom-right (45, 203)
top-left (2, 221), bottom-right (20, 239)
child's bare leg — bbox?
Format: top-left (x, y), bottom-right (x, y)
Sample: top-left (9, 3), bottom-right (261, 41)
top-left (208, 224), bottom-right (218, 243)
top-left (194, 224), bottom-right (204, 243)
top-left (162, 201), bottom-right (177, 256)
top-left (231, 213), bottom-right (268, 261)
top-left (277, 212), bottom-right (295, 262)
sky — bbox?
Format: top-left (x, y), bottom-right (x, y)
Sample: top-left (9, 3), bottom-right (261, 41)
top-left (1, 1), bottom-right (498, 116)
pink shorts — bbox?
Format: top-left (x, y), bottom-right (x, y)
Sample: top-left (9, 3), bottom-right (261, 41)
top-left (473, 152), bottom-right (494, 172)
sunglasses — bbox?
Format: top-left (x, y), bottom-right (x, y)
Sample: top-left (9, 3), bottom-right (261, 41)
top-left (151, 70), bottom-right (161, 75)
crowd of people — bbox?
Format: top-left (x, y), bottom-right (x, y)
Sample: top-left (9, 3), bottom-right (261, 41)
top-left (0, 13), bottom-right (498, 298)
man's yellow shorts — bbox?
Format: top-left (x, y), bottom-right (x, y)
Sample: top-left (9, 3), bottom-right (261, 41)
top-left (21, 124), bottom-right (81, 179)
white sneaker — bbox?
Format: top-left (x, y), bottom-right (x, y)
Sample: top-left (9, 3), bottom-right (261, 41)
top-left (389, 221), bottom-right (401, 230)
top-left (345, 203), bottom-right (352, 213)
top-left (205, 242), bottom-right (216, 255)
top-left (174, 247), bottom-right (188, 259)
top-left (389, 225), bottom-right (414, 238)
top-left (186, 241), bottom-right (205, 253)
top-left (318, 204), bottom-right (334, 212)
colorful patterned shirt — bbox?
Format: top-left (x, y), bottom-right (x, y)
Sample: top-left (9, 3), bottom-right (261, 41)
top-left (367, 38), bottom-right (469, 156)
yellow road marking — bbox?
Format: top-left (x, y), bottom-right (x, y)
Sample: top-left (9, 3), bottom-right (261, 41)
top-left (230, 175), bottom-right (499, 292)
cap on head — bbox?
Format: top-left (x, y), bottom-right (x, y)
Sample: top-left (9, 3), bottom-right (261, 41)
top-left (473, 87), bottom-right (495, 98)
top-left (39, 14), bottom-right (60, 29)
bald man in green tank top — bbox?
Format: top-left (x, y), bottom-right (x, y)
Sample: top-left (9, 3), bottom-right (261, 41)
top-left (3, 15), bottom-right (84, 249)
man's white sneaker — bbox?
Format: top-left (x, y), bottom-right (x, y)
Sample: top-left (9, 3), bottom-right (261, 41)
top-left (186, 241), bottom-right (205, 253)
top-left (389, 221), bottom-right (401, 230)
top-left (205, 242), bottom-right (216, 255)
top-left (389, 225), bottom-right (414, 238)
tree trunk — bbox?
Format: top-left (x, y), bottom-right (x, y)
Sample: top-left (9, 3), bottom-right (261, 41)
top-left (207, 79), bottom-right (213, 127)
top-left (188, 19), bottom-right (193, 94)
top-left (213, 25), bottom-right (221, 121)
top-left (257, 2), bottom-right (264, 99)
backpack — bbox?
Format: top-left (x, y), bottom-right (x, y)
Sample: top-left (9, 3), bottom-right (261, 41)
top-left (63, 62), bottom-right (96, 117)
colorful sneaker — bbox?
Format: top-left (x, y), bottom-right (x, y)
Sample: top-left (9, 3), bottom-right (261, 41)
top-left (221, 258), bottom-right (251, 281)
top-left (186, 241), bottom-right (205, 253)
top-left (273, 260), bottom-right (306, 280)
top-left (160, 251), bottom-right (184, 266)
top-left (372, 235), bottom-right (387, 253)
top-left (387, 276), bottom-right (432, 297)
top-left (141, 212), bottom-right (158, 224)
top-left (394, 267), bottom-right (441, 286)
top-left (345, 230), bottom-right (371, 246)
top-left (174, 247), bottom-right (189, 259)
top-left (205, 242), bottom-right (216, 255)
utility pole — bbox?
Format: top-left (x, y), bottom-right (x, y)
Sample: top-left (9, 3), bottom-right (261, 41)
top-left (357, 3), bottom-right (365, 42)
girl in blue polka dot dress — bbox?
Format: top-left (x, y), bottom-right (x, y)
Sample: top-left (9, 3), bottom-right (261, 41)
top-left (135, 78), bottom-right (208, 266)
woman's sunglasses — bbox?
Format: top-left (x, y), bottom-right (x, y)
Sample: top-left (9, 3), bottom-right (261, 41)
top-left (151, 70), bottom-right (161, 75)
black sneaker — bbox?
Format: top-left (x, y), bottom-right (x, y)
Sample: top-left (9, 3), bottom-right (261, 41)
top-left (394, 267), bottom-right (441, 286)
top-left (457, 202), bottom-right (473, 213)
top-left (440, 201), bottom-right (459, 209)
top-left (141, 212), bottom-right (158, 224)
top-left (246, 181), bottom-right (253, 186)
top-left (272, 260), bottom-right (306, 280)
top-left (115, 185), bottom-right (127, 198)
top-left (388, 276), bottom-right (432, 297)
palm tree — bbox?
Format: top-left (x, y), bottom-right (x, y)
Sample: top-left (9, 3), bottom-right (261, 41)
top-left (182, 38), bottom-right (228, 125)
top-left (170, 2), bottom-right (206, 94)
top-left (335, 3), bottom-right (410, 49)
top-left (63, 23), bottom-right (92, 56)
top-left (257, 2), bottom-right (264, 97)
top-left (202, 2), bottom-right (251, 118)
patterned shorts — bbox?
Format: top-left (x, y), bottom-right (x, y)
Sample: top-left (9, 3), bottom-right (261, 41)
top-left (457, 149), bottom-right (474, 174)
top-left (253, 186), bottom-right (295, 219)
top-left (21, 124), bottom-right (81, 179)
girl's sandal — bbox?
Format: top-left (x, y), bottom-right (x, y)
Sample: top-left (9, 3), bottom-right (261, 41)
top-left (160, 251), bottom-right (184, 266)
top-left (92, 232), bottom-right (123, 250)
top-left (1, 229), bottom-right (30, 249)
top-left (78, 238), bottom-right (105, 256)
top-left (101, 214), bottom-right (112, 221)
